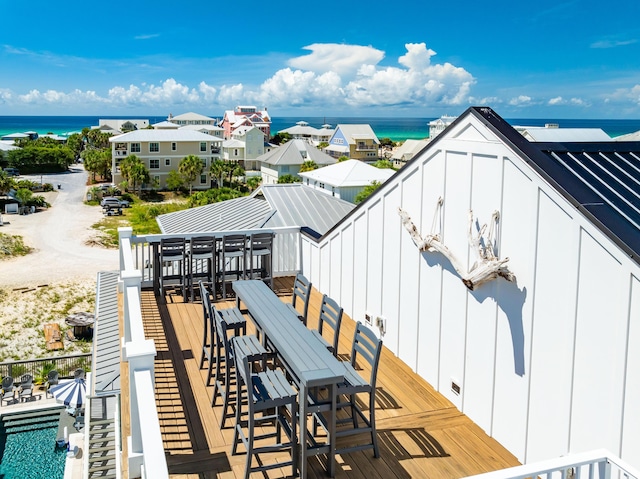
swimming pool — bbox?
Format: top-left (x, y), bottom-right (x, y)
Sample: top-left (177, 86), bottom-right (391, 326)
top-left (0, 414), bottom-right (66, 479)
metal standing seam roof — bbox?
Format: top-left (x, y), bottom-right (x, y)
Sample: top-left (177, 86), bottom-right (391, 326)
top-left (92, 271), bottom-right (121, 395)
top-left (156, 196), bottom-right (272, 234)
top-left (463, 107), bottom-right (640, 266)
top-left (261, 140), bottom-right (336, 166)
top-left (156, 184), bottom-right (355, 236)
top-left (259, 184), bottom-right (355, 234)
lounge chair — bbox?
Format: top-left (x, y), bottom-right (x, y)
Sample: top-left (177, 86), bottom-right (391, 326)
top-left (73, 368), bottom-right (85, 379)
top-left (1, 376), bottom-right (15, 406)
top-left (45, 370), bottom-right (59, 398)
top-left (18, 374), bottom-right (33, 402)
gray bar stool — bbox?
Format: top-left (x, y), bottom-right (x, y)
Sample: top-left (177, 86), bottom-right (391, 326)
top-left (220, 234), bottom-right (247, 299)
top-left (159, 237), bottom-right (187, 301)
top-left (189, 236), bottom-right (217, 302)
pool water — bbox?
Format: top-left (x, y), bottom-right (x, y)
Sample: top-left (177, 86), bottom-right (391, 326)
top-left (0, 422), bottom-right (66, 479)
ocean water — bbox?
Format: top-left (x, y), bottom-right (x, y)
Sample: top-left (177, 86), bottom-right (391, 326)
top-left (1, 115), bottom-right (640, 142)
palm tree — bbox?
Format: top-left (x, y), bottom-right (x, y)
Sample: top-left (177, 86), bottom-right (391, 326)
top-left (120, 155), bottom-right (149, 196)
top-left (299, 160), bottom-right (318, 172)
top-left (0, 171), bottom-right (16, 196)
top-left (210, 159), bottom-right (226, 188)
top-left (178, 155), bottom-right (204, 195)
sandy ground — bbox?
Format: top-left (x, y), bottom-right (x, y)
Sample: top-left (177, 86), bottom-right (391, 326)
top-left (0, 166), bottom-right (119, 287)
top-left (0, 167), bottom-right (119, 360)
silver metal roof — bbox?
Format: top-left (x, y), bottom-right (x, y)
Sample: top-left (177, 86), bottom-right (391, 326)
top-left (92, 271), bottom-right (121, 395)
top-left (157, 196), bottom-right (271, 234)
top-left (156, 184), bottom-right (354, 236)
top-left (259, 184), bottom-right (355, 234)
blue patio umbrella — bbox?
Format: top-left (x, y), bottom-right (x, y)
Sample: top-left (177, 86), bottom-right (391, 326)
top-left (50, 378), bottom-right (86, 408)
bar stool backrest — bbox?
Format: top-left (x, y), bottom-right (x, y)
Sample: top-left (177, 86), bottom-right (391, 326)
top-left (249, 232), bottom-right (272, 253)
top-left (350, 322), bottom-right (383, 388)
top-left (222, 234), bottom-right (246, 255)
top-left (161, 237), bottom-right (187, 260)
top-left (291, 273), bottom-right (312, 324)
top-left (191, 236), bottom-right (216, 258)
top-left (318, 294), bottom-right (344, 355)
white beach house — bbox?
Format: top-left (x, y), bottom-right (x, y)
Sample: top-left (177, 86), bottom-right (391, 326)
top-left (104, 106), bottom-right (639, 478)
top-left (298, 159), bottom-right (395, 203)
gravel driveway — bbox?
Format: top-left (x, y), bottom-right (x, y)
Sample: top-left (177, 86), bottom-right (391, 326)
top-left (0, 166), bottom-right (119, 288)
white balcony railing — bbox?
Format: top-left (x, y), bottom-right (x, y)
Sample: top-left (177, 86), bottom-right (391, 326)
top-left (127, 226), bottom-right (302, 287)
top-left (118, 227), bottom-right (168, 479)
top-left (462, 449), bottom-right (639, 479)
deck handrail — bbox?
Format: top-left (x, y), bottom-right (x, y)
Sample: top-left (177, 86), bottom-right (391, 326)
top-left (125, 225), bottom-right (302, 285)
top-left (119, 227), bottom-right (167, 479)
top-left (462, 449), bottom-right (640, 479)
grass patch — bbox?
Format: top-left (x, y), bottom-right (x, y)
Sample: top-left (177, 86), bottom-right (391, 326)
top-left (91, 197), bottom-right (189, 246)
top-left (0, 233), bottom-right (32, 258)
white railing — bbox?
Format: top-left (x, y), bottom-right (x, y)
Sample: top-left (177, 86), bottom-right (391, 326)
top-left (118, 227), bottom-right (168, 479)
top-left (463, 449), bottom-right (639, 479)
top-left (127, 226), bottom-right (302, 287)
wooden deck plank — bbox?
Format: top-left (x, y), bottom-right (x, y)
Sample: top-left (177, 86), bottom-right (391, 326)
top-left (139, 278), bottom-right (520, 478)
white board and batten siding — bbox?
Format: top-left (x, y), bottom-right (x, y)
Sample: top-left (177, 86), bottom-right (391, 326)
top-left (299, 113), bottom-right (640, 468)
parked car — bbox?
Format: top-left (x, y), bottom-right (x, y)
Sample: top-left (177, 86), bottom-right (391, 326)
top-left (100, 197), bottom-right (129, 209)
top-left (3, 168), bottom-right (20, 177)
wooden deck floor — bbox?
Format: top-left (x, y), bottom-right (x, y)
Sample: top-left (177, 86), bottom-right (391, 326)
top-left (140, 277), bottom-right (520, 478)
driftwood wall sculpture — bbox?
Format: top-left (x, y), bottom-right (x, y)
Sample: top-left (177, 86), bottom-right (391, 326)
top-left (398, 198), bottom-right (515, 290)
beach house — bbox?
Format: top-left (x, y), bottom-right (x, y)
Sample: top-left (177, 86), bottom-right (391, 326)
top-left (221, 125), bottom-right (268, 171)
top-left (390, 138), bottom-right (430, 168)
top-left (98, 106), bottom-right (639, 478)
top-left (220, 105), bottom-right (271, 140)
top-left (109, 129), bottom-right (222, 190)
top-left (278, 121), bottom-right (335, 146)
top-left (298, 158), bottom-right (395, 203)
top-left (167, 112), bottom-right (217, 127)
top-left (257, 138), bottom-right (336, 184)
top-left (324, 124), bottom-right (380, 161)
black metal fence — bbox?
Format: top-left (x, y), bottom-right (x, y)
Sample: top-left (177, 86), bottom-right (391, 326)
top-left (0, 353), bottom-right (92, 382)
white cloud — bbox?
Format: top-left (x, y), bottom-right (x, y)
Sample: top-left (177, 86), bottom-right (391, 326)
top-left (262, 42), bottom-right (475, 108)
top-left (548, 96), bottom-right (589, 107)
top-left (288, 43), bottom-right (384, 76)
top-left (0, 42), bottom-right (476, 113)
top-left (107, 79), bottom-right (198, 106)
top-left (590, 39), bottom-right (637, 49)
top-left (509, 95), bottom-right (532, 106)
top-left (604, 84), bottom-right (640, 105)
top-left (198, 82), bottom-right (217, 101)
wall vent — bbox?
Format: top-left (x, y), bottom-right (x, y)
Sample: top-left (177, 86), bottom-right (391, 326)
top-left (451, 379), bottom-right (461, 396)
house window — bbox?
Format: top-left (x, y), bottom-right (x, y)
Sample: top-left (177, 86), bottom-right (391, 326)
top-left (200, 142), bottom-right (207, 152)
top-left (234, 149), bottom-right (239, 156)
top-left (171, 142), bottom-right (177, 151)
top-left (150, 142), bottom-right (159, 152)
top-left (200, 174), bottom-right (207, 184)
top-left (131, 143), bottom-right (140, 153)
top-left (320, 182), bottom-right (325, 188)
top-left (150, 159), bottom-right (159, 169)
top-left (165, 158), bottom-right (171, 166)
top-left (201, 158), bottom-right (207, 168)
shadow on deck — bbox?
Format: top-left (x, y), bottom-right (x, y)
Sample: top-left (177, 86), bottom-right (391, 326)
top-left (139, 277), bottom-right (520, 478)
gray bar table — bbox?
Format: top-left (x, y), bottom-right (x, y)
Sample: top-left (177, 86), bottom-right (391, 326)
top-left (233, 279), bottom-right (345, 478)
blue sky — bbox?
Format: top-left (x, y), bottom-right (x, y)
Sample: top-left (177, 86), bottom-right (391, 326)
top-left (1, 0), bottom-right (639, 118)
